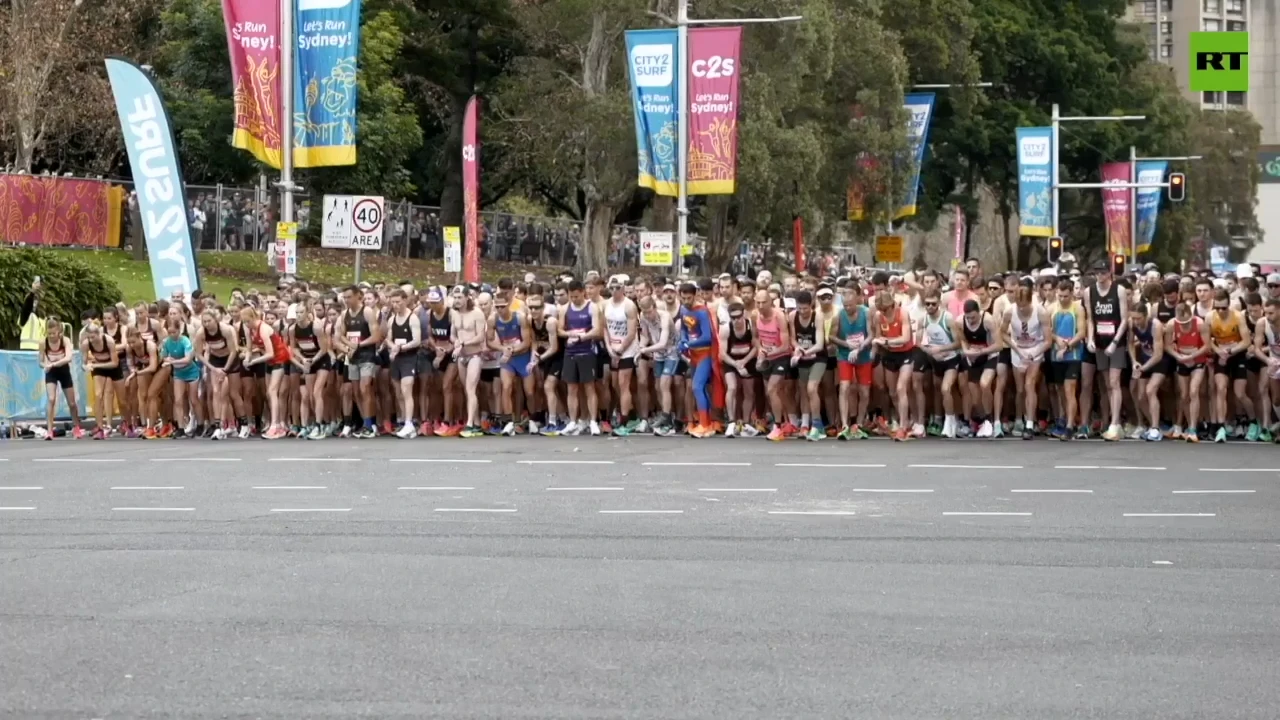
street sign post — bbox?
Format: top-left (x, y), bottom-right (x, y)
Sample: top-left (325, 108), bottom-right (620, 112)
top-left (875, 235), bottom-right (904, 264)
top-left (641, 231), bottom-right (675, 266)
top-left (444, 226), bottom-right (462, 276)
top-left (321, 194), bottom-right (385, 283)
top-left (275, 221), bottom-right (297, 276)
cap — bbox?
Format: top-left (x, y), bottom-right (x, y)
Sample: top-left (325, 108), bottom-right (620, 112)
top-left (816, 287), bottom-right (834, 298)
top-left (1039, 268), bottom-right (1058, 278)
top-left (1237, 263), bottom-right (1254, 278)
top-left (427, 289), bottom-right (444, 303)
top-left (1267, 273), bottom-right (1280, 285)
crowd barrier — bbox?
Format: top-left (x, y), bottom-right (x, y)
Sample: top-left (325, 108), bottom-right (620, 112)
top-left (0, 350), bottom-right (93, 421)
top-left (0, 175), bottom-right (124, 248)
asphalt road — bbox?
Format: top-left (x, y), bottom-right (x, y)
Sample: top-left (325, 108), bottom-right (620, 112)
top-left (2, 437), bottom-right (1279, 719)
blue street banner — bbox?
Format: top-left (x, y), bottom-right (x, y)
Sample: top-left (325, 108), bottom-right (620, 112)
top-left (625, 29), bottom-right (679, 196)
top-left (1015, 127), bottom-right (1054, 237)
top-left (897, 93), bottom-right (935, 218)
top-left (105, 57), bottom-right (201, 298)
top-left (294, 0), bottom-right (361, 167)
top-left (0, 350), bottom-right (90, 421)
top-left (1134, 160), bottom-right (1168, 254)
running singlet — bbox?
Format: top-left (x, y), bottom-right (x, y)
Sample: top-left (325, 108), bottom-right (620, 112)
top-left (726, 320), bottom-right (753, 362)
top-left (108, 325), bottom-right (126, 362)
top-left (531, 316), bottom-right (553, 355)
top-left (878, 306), bottom-right (916, 353)
top-left (1132, 318), bottom-right (1157, 364)
top-left (1156, 301), bottom-right (1177, 324)
top-left (87, 336), bottom-right (112, 364)
top-left (294, 322), bottom-right (320, 358)
top-left (639, 313), bottom-right (675, 361)
top-left (838, 306), bottom-right (872, 364)
top-left (563, 302), bottom-right (595, 357)
top-left (389, 312), bottom-right (414, 352)
top-left (755, 311), bottom-right (789, 359)
top-left (922, 311), bottom-right (957, 361)
top-left (427, 309), bottom-right (452, 353)
top-left (1051, 303), bottom-right (1084, 362)
top-left (344, 307), bottom-right (376, 363)
top-left (136, 318), bottom-right (158, 344)
top-left (962, 314), bottom-right (994, 356)
top-left (605, 300), bottom-right (638, 358)
top-left (1264, 321), bottom-right (1280, 379)
top-left (1090, 282), bottom-right (1123, 348)
top-left (44, 337), bottom-right (67, 363)
top-left (1173, 318), bottom-right (1206, 361)
top-left (248, 323), bottom-right (290, 365)
top-left (1209, 311), bottom-right (1243, 346)
top-left (1010, 308), bottom-right (1045, 363)
top-left (793, 312), bottom-right (821, 363)
top-left (204, 325), bottom-right (230, 355)
top-left (494, 312), bottom-right (524, 350)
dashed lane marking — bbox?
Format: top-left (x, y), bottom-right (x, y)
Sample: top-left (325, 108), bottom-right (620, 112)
top-left (644, 462), bottom-right (751, 467)
top-left (517, 460), bottom-right (614, 465)
top-left (1152, 561), bottom-right (1174, 565)
top-left (34, 458), bottom-right (124, 463)
top-left (268, 458), bottom-right (360, 463)
top-left (1011, 489), bottom-right (1094, 494)
top-left (1199, 468), bottom-right (1280, 473)
top-left (253, 486), bottom-right (328, 490)
top-left (767, 511), bottom-right (857, 516)
top-left (943, 512), bottom-right (1032, 516)
top-left (269, 508), bottom-right (351, 513)
top-left (0, 507), bottom-right (35, 511)
top-left (910, 464), bottom-right (1023, 470)
top-left (1171, 490), bottom-right (1255, 494)
top-left (776, 463), bottom-right (888, 468)
top-left (698, 488), bottom-right (776, 493)
top-left (1056, 465), bottom-right (1165, 471)
top-left (851, 488), bottom-right (933, 493)
top-left (0, 487), bottom-right (43, 491)
top-left (399, 486), bottom-right (475, 491)
top-left (390, 458), bottom-right (492, 464)
top-left (546, 487), bottom-right (625, 491)
top-left (1123, 513), bottom-right (1216, 517)
top-left (111, 507), bottom-right (194, 512)
top-left (111, 487), bottom-right (184, 491)
top-left (598, 510), bottom-right (683, 515)
top-left (150, 458), bottom-right (241, 462)
top-left (433, 508), bottom-right (517, 513)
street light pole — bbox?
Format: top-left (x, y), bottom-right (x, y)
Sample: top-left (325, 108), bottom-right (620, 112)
top-left (672, 0), bottom-right (802, 274)
top-left (1051, 103), bottom-right (1145, 238)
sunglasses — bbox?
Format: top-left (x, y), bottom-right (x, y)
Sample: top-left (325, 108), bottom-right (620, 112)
top-left (1213, 305), bottom-right (1230, 310)
top-left (729, 313), bottom-right (744, 320)
top-left (924, 302), bottom-right (939, 308)
top-left (987, 286), bottom-right (1000, 292)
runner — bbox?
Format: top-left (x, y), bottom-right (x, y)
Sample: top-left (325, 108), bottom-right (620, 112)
top-left (38, 317), bottom-right (83, 440)
top-left (527, 292), bottom-right (562, 434)
top-left (490, 293), bottom-right (533, 435)
top-left (1166, 300), bottom-right (1210, 441)
top-left (194, 309), bottom-right (238, 440)
top-left (639, 295), bottom-right (679, 436)
top-left (959, 299), bottom-right (999, 438)
top-left (1128, 302), bottom-right (1165, 441)
top-left (604, 281), bottom-right (641, 435)
top-left (289, 300), bottom-right (332, 439)
top-left (81, 321), bottom-right (120, 440)
top-left (719, 301), bottom-right (759, 437)
top-left (160, 318), bottom-right (201, 439)
top-left (918, 289), bottom-right (961, 439)
top-left (1207, 288), bottom-right (1253, 443)
top-left (385, 290), bottom-right (423, 438)
top-left (239, 307), bottom-right (291, 440)
top-left (339, 286), bottom-right (383, 439)
top-left (790, 290), bottom-right (827, 441)
top-left (1254, 298), bottom-right (1280, 441)
top-left (1048, 279), bottom-right (1086, 440)
top-left (1082, 264), bottom-right (1130, 441)
top-left (101, 307), bottom-right (134, 437)
top-left (834, 282), bottom-right (874, 439)
top-left (871, 290), bottom-right (916, 441)
top-left (558, 280), bottom-right (601, 436)
top-left (678, 282), bottom-right (720, 439)
top-left (453, 287), bottom-right (490, 438)
top-left (1001, 287), bottom-right (1052, 440)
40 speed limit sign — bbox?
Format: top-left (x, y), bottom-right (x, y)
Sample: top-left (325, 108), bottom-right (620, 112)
top-left (321, 194), bottom-right (385, 250)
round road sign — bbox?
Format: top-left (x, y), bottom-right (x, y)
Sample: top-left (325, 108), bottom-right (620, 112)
top-left (353, 198), bottom-right (383, 234)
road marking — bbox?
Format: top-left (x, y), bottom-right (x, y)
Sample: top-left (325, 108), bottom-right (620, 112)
top-left (777, 463), bottom-right (888, 468)
top-left (112, 507), bottom-right (194, 512)
top-left (390, 458), bottom-right (492, 464)
top-left (1061, 465), bottom-right (1164, 471)
top-left (1171, 490), bottom-right (1255, 494)
top-left (269, 508), bottom-right (351, 513)
top-left (0, 507), bottom-right (35, 511)
top-left (1011, 489), bottom-right (1094, 494)
top-left (111, 486), bottom-right (184, 491)
top-left (546, 487), bottom-right (624, 491)
top-left (1199, 468), bottom-right (1280, 473)
top-left (698, 488), bottom-right (776, 493)
top-left (517, 460), bottom-right (614, 465)
top-left (0, 487), bottom-right (43, 491)
top-left (598, 510), bottom-right (683, 514)
top-left (150, 457), bottom-right (241, 463)
top-left (767, 511), bottom-right (857, 516)
top-left (1152, 560), bottom-right (1174, 565)
top-left (910, 464), bottom-right (1023, 470)
top-left (851, 488), bottom-right (933, 493)
top-left (34, 458), bottom-right (124, 463)
top-left (399, 486), bottom-right (475, 491)
top-left (644, 462), bottom-right (752, 467)
top-left (434, 508), bottom-right (517, 513)
top-left (253, 486), bottom-right (328, 490)
top-left (268, 458), bottom-right (360, 463)
top-left (1123, 513), bottom-right (1216, 517)
top-left (943, 512), bottom-right (1032, 516)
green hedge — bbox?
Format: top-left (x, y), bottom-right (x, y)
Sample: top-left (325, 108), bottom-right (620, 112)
top-left (0, 248), bottom-right (124, 349)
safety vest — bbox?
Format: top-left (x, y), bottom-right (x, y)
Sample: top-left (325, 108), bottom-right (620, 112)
top-left (18, 312), bottom-right (45, 351)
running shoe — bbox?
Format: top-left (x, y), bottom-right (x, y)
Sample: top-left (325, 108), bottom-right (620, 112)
top-left (634, 419), bottom-right (649, 434)
top-left (1214, 426), bottom-right (1227, 443)
top-left (687, 424), bottom-right (709, 439)
top-left (766, 425), bottom-right (786, 442)
top-left (501, 421), bottom-right (517, 437)
top-left (354, 426), bottom-right (377, 439)
top-left (836, 426), bottom-right (851, 441)
top-left (1246, 423), bottom-right (1260, 442)
top-left (909, 423), bottom-right (926, 439)
top-left (564, 421), bottom-right (584, 436)
top-left (977, 420), bottom-right (993, 439)
top-left (382, 421), bottom-right (395, 436)
top-left (738, 423), bottom-right (760, 438)
top-left (993, 423), bottom-right (1006, 439)
top-left (419, 421), bottom-right (435, 437)
top-left (72, 427), bottom-right (86, 440)
top-left (1012, 418), bottom-right (1025, 435)
top-left (1049, 424), bottom-right (1067, 440)
top-left (1260, 428), bottom-right (1274, 443)
top-left (724, 422), bottom-right (738, 438)
top-left (172, 428), bottom-right (186, 439)
top-left (589, 421), bottom-right (602, 436)
top-left (211, 428), bottom-right (224, 441)
top-left (805, 425), bottom-right (824, 442)
top-left (1185, 433), bottom-right (1199, 443)
top-left (1073, 427), bottom-right (1089, 441)
top-left (143, 426), bottom-right (157, 440)
top-left (1102, 424), bottom-right (1122, 442)
top-left (93, 429), bottom-right (106, 440)
top-left (459, 425), bottom-right (484, 439)
top-left (240, 424), bottom-right (253, 439)
top-left (1127, 425), bottom-right (1146, 441)
top-left (926, 422), bottom-right (942, 437)
top-left (1169, 425), bottom-right (1184, 440)
top-left (1144, 427), bottom-right (1162, 442)
top-left (891, 427), bottom-right (909, 442)
top-left (599, 420), bottom-right (613, 434)
top-left (158, 424), bottom-right (174, 439)
top-left (540, 422), bottom-right (561, 437)
top-left (1022, 428), bottom-right (1034, 440)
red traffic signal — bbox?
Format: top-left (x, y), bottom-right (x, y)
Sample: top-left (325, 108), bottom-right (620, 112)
top-left (1048, 236), bottom-right (1063, 262)
top-left (1168, 172), bottom-right (1186, 202)
top-left (1112, 253), bottom-right (1126, 276)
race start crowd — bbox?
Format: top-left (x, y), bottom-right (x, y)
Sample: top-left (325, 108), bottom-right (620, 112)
top-left (28, 258), bottom-right (1280, 444)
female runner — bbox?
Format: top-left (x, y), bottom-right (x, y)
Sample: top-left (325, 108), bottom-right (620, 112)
top-left (124, 326), bottom-right (160, 438)
top-left (291, 300), bottom-right (332, 439)
top-left (38, 317), bottom-right (83, 439)
top-left (239, 306), bottom-right (291, 439)
top-left (81, 321), bottom-right (121, 440)
top-left (194, 308), bottom-right (239, 440)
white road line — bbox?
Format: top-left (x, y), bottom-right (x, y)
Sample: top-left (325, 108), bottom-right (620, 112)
top-left (1123, 513), bottom-right (1216, 517)
top-left (1152, 560), bottom-right (1174, 565)
top-left (517, 460), bottom-right (614, 465)
top-left (150, 457), bottom-right (241, 463)
top-left (111, 507), bottom-right (194, 512)
top-left (851, 488), bottom-right (934, 493)
top-left (34, 458), bottom-right (124, 463)
top-left (1011, 489), bottom-right (1094, 494)
top-left (1171, 490), bottom-right (1256, 494)
top-left (645, 462), bottom-right (752, 467)
top-left (767, 511), bottom-right (857, 516)
top-left (269, 508), bottom-right (351, 513)
top-left (1056, 465), bottom-right (1099, 469)
top-left (1105, 466), bottom-right (1165, 471)
top-left (546, 487), bottom-right (624, 491)
top-left (253, 486), bottom-right (328, 490)
top-left (389, 458), bottom-right (492, 464)
top-left (0, 507), bottom-right (35, 511)
top-left (268, 458), bottom-right (360, 463)
top-left (399, 486), bottom-right (475, 491)
top-left (434, 508), bottom-right (518, 513)
top-left (598, 510), bottom-right (683, 514)
top-left (0, 487), bottom-right (43, 491)
top-left (943, 512), bottom-right (1032, 516)
top-left (777, 463), bottom-right (887, 468)
top-left (697, 488), bottom-right (776, 493)
top-left (1199, 468), bottom-right (1280, 473)
top-left (910, 464), bottom-right (1023, 470)
top-left (111, 487), bottom-right (184, 491)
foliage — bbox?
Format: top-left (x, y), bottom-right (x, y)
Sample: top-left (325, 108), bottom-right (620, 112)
top-left (0, 249), bottom-right (122, 348)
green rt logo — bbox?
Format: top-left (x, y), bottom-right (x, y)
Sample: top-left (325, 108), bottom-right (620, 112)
top-left (1190, 32), bottom-right (1249, 92)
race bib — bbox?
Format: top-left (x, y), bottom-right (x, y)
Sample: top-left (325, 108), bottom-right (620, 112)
top-left (346, 332), bottom-right (361, 345)
top-left (1097, 321), bottom-right (1116, 336)
top-left (848, 333), bottom-right (865, 346)
top-left (394, 338), bottom-right (407, 347)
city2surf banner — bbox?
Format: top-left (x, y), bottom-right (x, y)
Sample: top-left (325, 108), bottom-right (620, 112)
top-left (1100, 162), bottom-right (1132, 257)
top-left (105, 57), bottom-right (202, 298)
top-left (221, 0), bottom-right (283, 168)
top-left (1135, 160), bottom-right (1168, 254)
top-left (294, 0), bottom-right (361, 167)
top-left (897, 93), bottom-right (935, 219)
top-left (625, 29), bottom-right (679, 196)
top-left (686, 26), bottom-right (741, 195)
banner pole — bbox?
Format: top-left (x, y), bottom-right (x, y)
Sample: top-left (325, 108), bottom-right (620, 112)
top-left (674, 0), bottom-right (689, 277)
top-left (1129, 145), bottom-right (1137, 261)
top-left (279, 0), bottom-right (295, 227)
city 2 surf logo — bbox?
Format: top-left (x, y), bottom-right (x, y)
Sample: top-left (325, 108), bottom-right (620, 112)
top-left (1019, 135), bottom-right (1051, 165)
top-left (631, 44), bottom-right (674, 88)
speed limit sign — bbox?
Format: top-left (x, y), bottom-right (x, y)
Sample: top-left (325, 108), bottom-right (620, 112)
top-left (321, 194), bottom-right (385, 250)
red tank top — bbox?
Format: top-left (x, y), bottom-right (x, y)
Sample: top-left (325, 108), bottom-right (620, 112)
top-left (251, 323), bottom-right (291, 364)
top-left (1173, 318), bottom-right (1204, 353)
top-left (878, 306), bottom-right (915, 352)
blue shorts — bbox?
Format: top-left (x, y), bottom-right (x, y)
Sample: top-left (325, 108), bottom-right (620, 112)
top-left (502, 352), bottom-right (532, 378)
top-left (653, 357), bottom-right (680, 378)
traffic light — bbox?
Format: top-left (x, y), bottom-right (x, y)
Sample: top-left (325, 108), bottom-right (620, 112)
top-left (1168, 172), bottom-right (1186, 202)
top-left (1112, 253), bottom-right (1126, 277)
top-left (1048, 236), bottom-right (1063, 263)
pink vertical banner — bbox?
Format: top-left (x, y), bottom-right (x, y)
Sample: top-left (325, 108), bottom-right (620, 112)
top-left (952, 205), bottom-right (966, 263)
top-left (687, 26), bottom-right (741, 195)
top-left (221, 0), bottom-right (283, 169)
top-left (1100, 162), bottom-right (1132, 258)
top-left (462, 95), bottom-right (481, 284)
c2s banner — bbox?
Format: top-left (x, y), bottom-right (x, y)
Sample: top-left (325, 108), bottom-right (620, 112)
top-left (221, 0), bottom-right (283, 168)
top-left (462, 95), bottom-right (481, 284)
top-left (294, 0), bottom-right (361, 167)
top-left (687, 26), bottom-right (741, 195)
top-left (105, 57), bottom-right (201, 298)
top-left (625, 29), bottom-right (679, 196)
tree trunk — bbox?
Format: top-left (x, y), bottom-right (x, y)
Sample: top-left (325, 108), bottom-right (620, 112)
top-left (999, 202), bottom-right (1014, 272)
top-left (438, 97), bottom-right (467, 228)
top-left (578, 201), bottom-right (616, 275)
top-left (130, 201), bottom-right (146, 261)
top-left (649, 195), bottom-right (676, 232)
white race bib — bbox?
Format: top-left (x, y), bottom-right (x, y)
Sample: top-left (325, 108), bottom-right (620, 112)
top-left (1097, 321), bottom-right (1116, 336)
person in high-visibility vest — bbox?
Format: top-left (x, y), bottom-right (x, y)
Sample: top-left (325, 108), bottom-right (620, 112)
top-left (18, 278), bottom-right (45, 351)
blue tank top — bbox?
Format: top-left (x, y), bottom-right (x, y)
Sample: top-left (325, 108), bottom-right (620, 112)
top-left (564, 302), bottom-right (595, 356)
top-left (837, 306), bottom-right (872, 364)
top-left (1132, 317), bottom-right (1155, 362)
top-left (1052, 305), bottom-right (1083, 362)
top-left (495, 312), bottom-right (523, 345)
